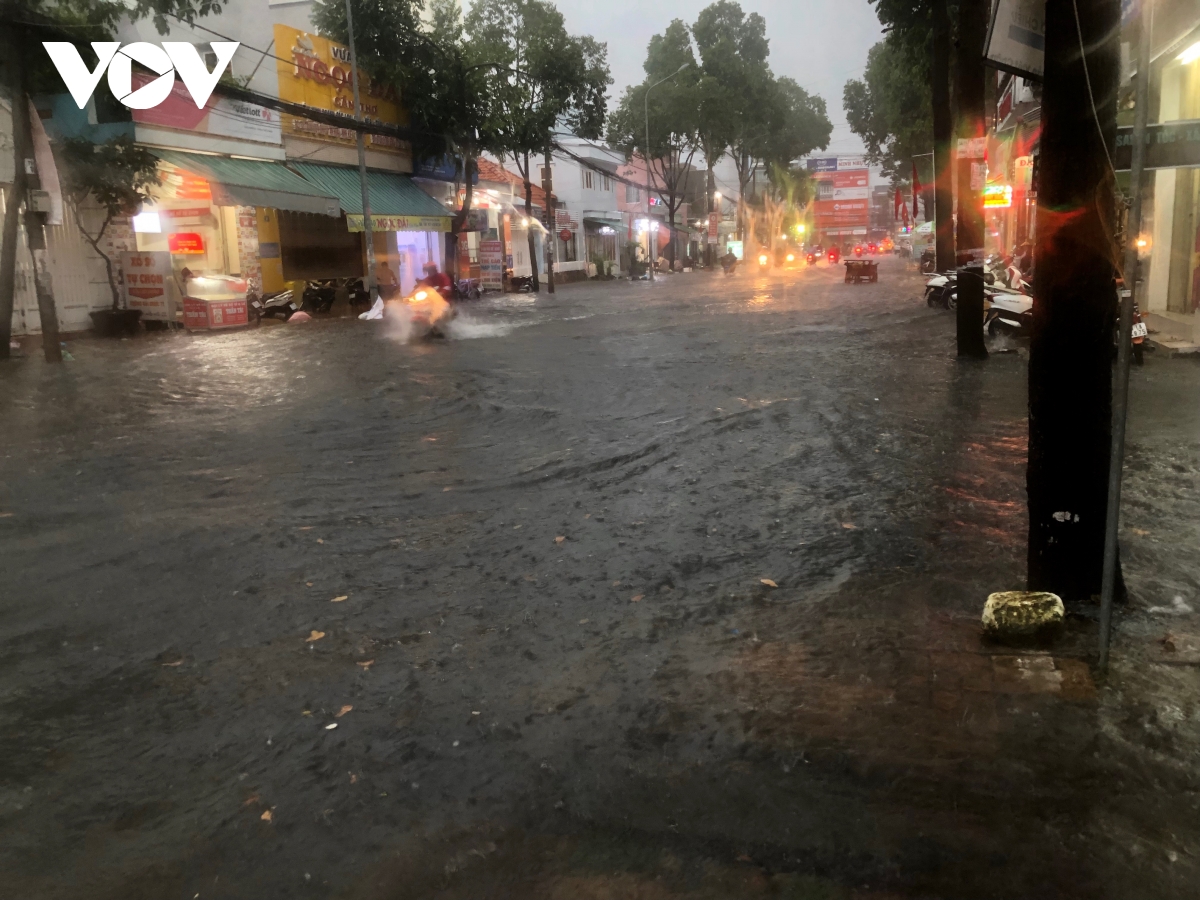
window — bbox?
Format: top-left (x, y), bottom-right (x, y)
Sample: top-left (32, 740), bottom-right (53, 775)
top-left (626, 184), bottom-right (640, 203)
top-left (602, 175), bottom-right (612, 192)
top-left (583, 170), bottom-right (594, 190)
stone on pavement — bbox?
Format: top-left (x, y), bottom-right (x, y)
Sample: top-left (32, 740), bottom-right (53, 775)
top-left (982, 590), bottom-right (1065, 639)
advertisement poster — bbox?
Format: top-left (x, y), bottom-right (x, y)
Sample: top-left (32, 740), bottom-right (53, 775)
top-left (814, 199), bottom-right (870, 229)
top-left (479, 240), bottom-right (504, 290)
top-left (985, 0), bottom-right (1045, 81)
top-left (274, 24), bottom-right (405, 155)
top-left (132, 73), bottom-right (281, 145)
top-left (120, 251), bottom-right (175, 321)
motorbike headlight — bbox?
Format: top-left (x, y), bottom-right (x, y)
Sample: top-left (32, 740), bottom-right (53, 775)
top-left (758, 254), bottom-right (768, 265)
top-left (786, 254), bottom-right (795, 262)
top-left (411, 290), bottom-right (429, 302)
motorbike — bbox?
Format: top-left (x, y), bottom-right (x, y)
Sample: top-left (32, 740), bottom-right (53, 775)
top-left (721, 257), bottom-right (739, 276)
top-left (827, 247), bottom-right (841, 264)
top-left (853, 245), bottom-right (864, 258)
top-left (806, 252), bottom-right (816, 266)
top-left (248, 289), bottom-right (299, 322)
top-left (395, 285), bottom-right (456, 338)
top-left (300, 280), bottom-right (337, 315)
top-left (453, 278), bottom-right (481, 301)
top-left (508, 273), bottom-right (536, 293)
top-left (919, 247), bottom-right (937, 274)
top-left (984, 285), bottom-right (1034, 335)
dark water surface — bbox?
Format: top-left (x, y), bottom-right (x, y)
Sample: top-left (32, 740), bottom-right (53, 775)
top-left (2, 257), bottom-right (1198, 899)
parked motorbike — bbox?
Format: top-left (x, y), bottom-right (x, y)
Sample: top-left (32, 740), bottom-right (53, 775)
top-left (453, 278), bottom-right (482, 300)
top-left (919, 247), bottom-right (937, 274)
top-left (248, 289), bottom-right (299, 322)
top-left (300, 280), bottom-right (337, 315)
top-left (508, 273), bottom-right (536, 293)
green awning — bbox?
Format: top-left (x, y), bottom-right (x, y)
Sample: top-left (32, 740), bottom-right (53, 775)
top-left (152, 150), bottom-right (341, 216)
top-left (290, 162), bottom-right (452, 233)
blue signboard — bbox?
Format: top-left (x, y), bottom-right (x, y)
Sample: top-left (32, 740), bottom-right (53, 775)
top-left (414, 155), bottom-right (480, 183)
top-left (806, 157), bottom-right (839, 172)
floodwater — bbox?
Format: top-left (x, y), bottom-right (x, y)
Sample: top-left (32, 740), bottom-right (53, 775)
top-left (1, 257), bottom-right (1198, 899)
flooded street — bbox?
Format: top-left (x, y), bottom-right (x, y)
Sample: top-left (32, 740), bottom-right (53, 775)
top-left (2, 257), bottom-right (1199, 899)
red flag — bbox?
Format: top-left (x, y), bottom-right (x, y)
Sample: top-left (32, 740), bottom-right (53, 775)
top-left (902, 202), bottom-right (910, 227)
top-left (893, 188), bottom-right (903, 221)
top-left (912, 160), bottom-right (922, 219)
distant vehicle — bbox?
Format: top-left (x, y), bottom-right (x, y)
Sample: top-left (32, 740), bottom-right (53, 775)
top-left (853, 245), bottom-right (864, 257)
top-left (867, 242), bottom-right (878, 254)
top-left (806, 251), bottom-right (816, 265)
top-left (827, 247), bottom-right (841, 264)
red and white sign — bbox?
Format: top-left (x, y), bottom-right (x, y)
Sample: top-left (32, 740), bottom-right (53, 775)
top-left (183, 296), bottom-right (249, 330)
top-left (120, 251), bottom-right (175, 321)
top-left (707, 212), bottom-right (719, 243)
top-left (168, 232), bottom-right (205, 255)
top-left (132, 72), bottom-right (281, 145)
top-left (814, 199), bottom-right (869, 227)
top-left (162, 207), bottom-right (212, 220)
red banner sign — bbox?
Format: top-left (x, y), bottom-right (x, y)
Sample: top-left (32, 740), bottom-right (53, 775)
top-left (168, 232), bottom-right (205, 254)
top-left (813, 199), bottom-right (869, 226)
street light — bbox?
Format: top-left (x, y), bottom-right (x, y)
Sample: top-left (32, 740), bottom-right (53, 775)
top-left (644, 62), bottom-right (689, 281)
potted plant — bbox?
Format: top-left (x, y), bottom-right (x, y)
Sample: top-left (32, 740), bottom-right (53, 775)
top-left (60, 136), bottom-right (160, 336)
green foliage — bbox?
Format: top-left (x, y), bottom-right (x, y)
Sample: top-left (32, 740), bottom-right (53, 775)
top-left (843, 33), bottom-right (932, 179)
top-left (61, 135), bottom-right (160, 218)
top-left (59, 135), bottom-right (160, 308)
top-left (465, 0), bottom-right (611, 161)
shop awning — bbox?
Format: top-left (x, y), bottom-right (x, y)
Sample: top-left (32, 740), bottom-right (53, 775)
top-left (290, 162), bottom-right (453, 233)
top-left (151, 150), bottom-right (341, 216)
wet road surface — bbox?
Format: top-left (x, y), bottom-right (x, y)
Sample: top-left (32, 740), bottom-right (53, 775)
top-left (2, 257), bottom-right (1199, 899)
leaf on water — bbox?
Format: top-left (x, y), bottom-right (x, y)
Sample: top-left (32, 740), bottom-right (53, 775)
top-left (841, 523), bottom-right (856, 530)
top-left (579, 619), bottom-right (590, 625)
top-left (0, 512), bottom-right (13, 518)
top-left (331, 595), bottom-right (348, 603)
top-left (242, 794), bottom-right (260, 806)
top-left (161, 659), bottom-right (184, 667)
top-left (306, 582), bottom-right (313, 587)
top-left (325, 723), bottom-right (338, 730)
top-left (305, 630), bottom-right (326, 642)
top-left (555, 536), bottom-right (565, 544)
top-left (297, 526), bottom-right (312, 531)
top-left (760, 578), bottom-right (778, 588)
top-left (302, 710), bottom-right (312, 716)
top-left (356, 659), bottom-right (375, 669)
top-left (630, 594), bottom-right (644, 603)
top-left (349, 773), bottom-right (358, 784)
top-left (336, 705), bottom-right (353, 718)
top-left (317, 538), bottom-right (325, 544)
top-left (584, 513), bottom-right (591, 519)
top-left (260, 810), bottom-right (273, 822)
top-left (1132, 528), bottom-right (1150, 536)
top-left (443, 487), bottom-right (451, 492)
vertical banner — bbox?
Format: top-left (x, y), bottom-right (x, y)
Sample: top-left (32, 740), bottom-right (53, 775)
top-left (479, 240), bottom-right (503, 290)
top-left (120, 251), bottom-right (176, 321)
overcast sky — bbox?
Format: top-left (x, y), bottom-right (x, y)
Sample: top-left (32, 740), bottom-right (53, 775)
top-left (465, 0), bottom-right (885, 187)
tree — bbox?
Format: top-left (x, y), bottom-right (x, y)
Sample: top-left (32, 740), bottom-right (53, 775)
top-left (606, 19), bottom-right (700, 270)
top-left (464, 0), bottom-right (610, 292)
top-left (843, 35), bottom-right (932, 180)
top-left (1027, 0), bottom-right (1125, 603)
top-left (313, 0), bottom-right (494, 258)
top-left (59, 136), bottom-right (160, 311)
top-left (864, 0), bottom-right (956, 270)
top-left (1, 0), bottom-right (225, 361)
top-left (953, 0), bottom-right (987, 359)
top-left (692, 0), bottom-right (772, 242)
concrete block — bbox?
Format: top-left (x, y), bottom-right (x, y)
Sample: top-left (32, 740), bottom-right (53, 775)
top-left (982, 591), bottom-right (1065, 641)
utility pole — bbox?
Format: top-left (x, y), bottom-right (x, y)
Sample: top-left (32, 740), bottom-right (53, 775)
top-left (931, 0), bottom-right (955, 273)
top-left (1, 23), bottom-right (27, 360)
top-left (1027, 0), bottom-right (1122, 604)
top-left (6, 30), bottom-right (60, 362)
top-left (1099, 0), bottom-right (1154, 669)
top-left (542, 147), bottom-right (555, 294)
top-left (954, 0), bottom-right (988, 359)
top-left (344, 0), bottom-right (377, 300)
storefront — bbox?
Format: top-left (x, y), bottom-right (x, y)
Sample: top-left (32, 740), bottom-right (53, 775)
top-left (136, 150), bottom-right (341, 302)
top-left (290, 162), bottom-right (453, 296)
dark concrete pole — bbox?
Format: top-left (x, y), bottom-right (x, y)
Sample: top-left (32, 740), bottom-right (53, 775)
top-left (931, 0), bottom-right (956, 273)
top-left (955, 0), bottom-right (988, 359)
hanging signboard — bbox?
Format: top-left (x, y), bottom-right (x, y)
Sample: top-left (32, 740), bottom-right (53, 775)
top-left (168, 232), bottom-right (205, 254)
top-left (1114, 120), bottom-right (1200, 171)
top-left (479, 240), bottom-right (503, 289)
top-left (132, 72), bottom-right (281, 145)
top-left (707, 212), bottom-right (719, 244)
top-left (985, 0), bottom-right (1045, 82)
top-left (120, 251), bottom-right (176, 321)
top-left (274, 24), bottom-right (405, 155)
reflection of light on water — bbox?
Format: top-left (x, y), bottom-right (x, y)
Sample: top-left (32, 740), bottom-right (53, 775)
top-left (748, 293), bottom-right (773, 308)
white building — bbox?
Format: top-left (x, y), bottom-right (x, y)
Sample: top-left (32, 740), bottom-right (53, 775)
top-left (550, 137), bottom-right (625, 275)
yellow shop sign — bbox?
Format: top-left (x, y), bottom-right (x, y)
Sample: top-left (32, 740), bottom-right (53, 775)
top-left (274, 24), bottom-right (405, 155)
top-left (346, 214), bottom-right (451, 233)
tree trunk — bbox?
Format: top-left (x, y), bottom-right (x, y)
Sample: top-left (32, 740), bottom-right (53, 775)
top-left (452, 156), bottom-right (476, 236)
top-left (954, 0), bottom-right (988, 359)
top-left (542, 146), bottom-right (555, 294)
top-left (1, 23), bottom-right (28, 360)
top-left (706, 161), bottom-right (716, 267)
top-left (1027, 0), bottom-right (1123, 603)
top-left (522, 153), bottom-right (539, 292)
top-left (931, 0), bottom-right (955, 273)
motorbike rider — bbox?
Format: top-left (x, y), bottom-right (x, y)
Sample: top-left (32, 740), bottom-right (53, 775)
top-left (721, 249), bottom-right (739, 274)
top-left (417, 261), bottom-right (453, 298)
